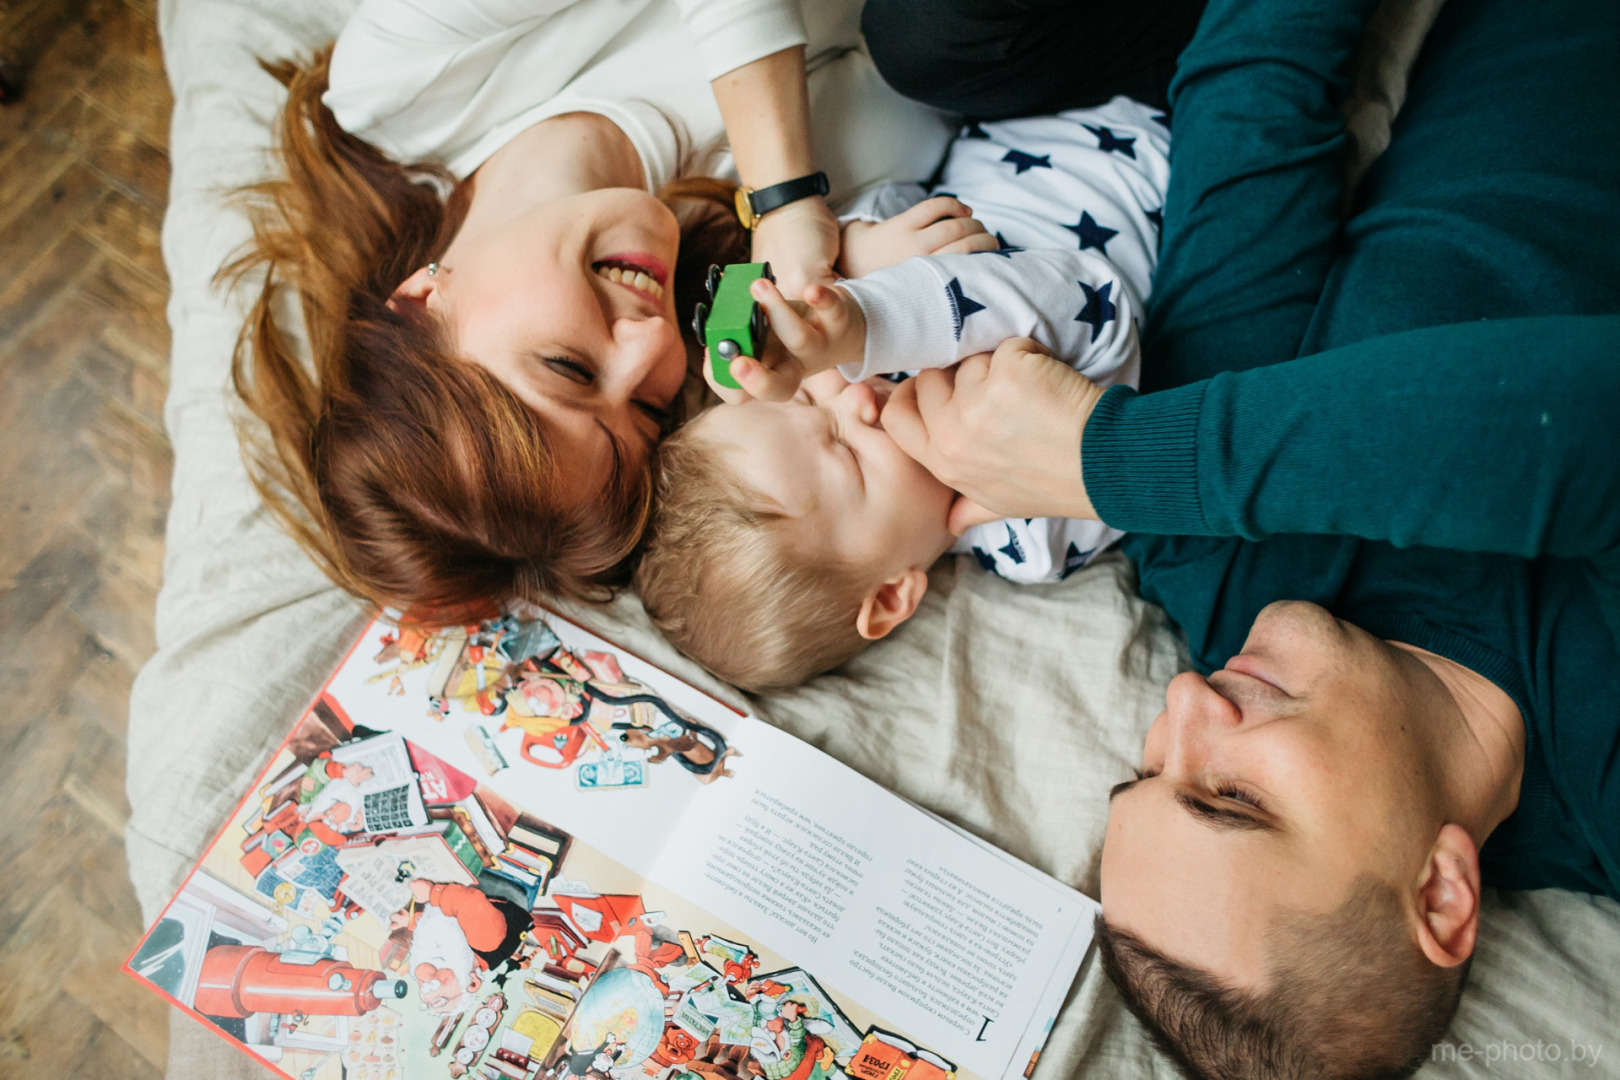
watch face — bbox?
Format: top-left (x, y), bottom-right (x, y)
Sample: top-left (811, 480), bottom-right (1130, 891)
top-left (733, 187), bottom-right (755, 230)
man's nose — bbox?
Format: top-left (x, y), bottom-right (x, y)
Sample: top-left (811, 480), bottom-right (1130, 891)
top-left (1159, 671), bottom-right (1242, 770)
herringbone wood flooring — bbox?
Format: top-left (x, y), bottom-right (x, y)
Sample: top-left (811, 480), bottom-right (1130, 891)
top-left (0, 0), bottom-right (174, 1074)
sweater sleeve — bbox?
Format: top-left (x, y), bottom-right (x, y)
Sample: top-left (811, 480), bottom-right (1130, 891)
top-left (835, 249), bottom-right (1140, 388)
top-left (1141, 0), bottom-right (1384, 392)
top-left (1086, 316), bottom-right (1620, 564)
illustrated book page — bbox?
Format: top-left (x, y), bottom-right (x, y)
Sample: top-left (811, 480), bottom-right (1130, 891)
top-left (126, 603), bottom-right (1097, 1080)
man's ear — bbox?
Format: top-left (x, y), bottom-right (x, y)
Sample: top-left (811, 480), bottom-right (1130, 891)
top-left (388, 265), bottom-right (439, 315)
top-left (1413, 822), bottom-right (1481, 968)
top-left (855, 568), bottom-right (929, 640)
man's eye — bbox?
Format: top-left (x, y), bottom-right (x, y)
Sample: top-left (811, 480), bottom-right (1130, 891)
top-left (1214, 783), bottom-right (1266, 812)
top-left (544, 356), bottom-right (593, 384)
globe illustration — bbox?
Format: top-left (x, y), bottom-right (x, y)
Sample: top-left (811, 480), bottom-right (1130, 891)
top-left (568, 967), bottom-right (668, 1067)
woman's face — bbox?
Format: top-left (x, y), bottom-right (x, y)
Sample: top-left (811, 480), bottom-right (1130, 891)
top-left (413, 187), bottom-right (687, 500)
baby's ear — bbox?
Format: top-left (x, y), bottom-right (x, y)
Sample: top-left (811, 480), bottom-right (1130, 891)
top-left (855, 568), bottom-right (930, 640)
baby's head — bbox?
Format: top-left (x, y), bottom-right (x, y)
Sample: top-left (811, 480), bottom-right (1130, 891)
top-left (635, 372), bottom-right (956, 691)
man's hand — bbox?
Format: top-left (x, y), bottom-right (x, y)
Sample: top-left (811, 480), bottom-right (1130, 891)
top-left (882, 337), bottom-right (1106, 533)
top-left (750, 196), bottom-right (841, 300)
top-left (702, 278), bottom-right (866, 403)
top-left (837, 196), bottom-right (998, 279)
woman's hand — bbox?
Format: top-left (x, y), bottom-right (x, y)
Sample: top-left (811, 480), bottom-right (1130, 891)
top-left (838, 196), bottom-right (999, 278)
top-left (702, 279), bottom-right (866, 403)
top-left (751, 196), bottom-right (841, 299)
top-left (881, 337), bottom-right (1107, 533)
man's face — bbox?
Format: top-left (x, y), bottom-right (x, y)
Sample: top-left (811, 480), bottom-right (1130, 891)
top-left (1100, 601), bottom-right (1443, 987)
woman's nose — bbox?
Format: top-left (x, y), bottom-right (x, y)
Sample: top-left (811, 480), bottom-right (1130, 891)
top-left (609, 315), bottom-right (681, 389)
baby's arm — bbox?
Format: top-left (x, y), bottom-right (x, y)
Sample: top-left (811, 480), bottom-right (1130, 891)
top-left (836, 248), bottom-right (1140, 388)
top-left (715, 249), bottom-right (1137, 403)
top-left (838, 195), bottom-right (998, 278)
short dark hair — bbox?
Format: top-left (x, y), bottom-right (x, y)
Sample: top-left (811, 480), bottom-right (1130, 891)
top-left (1096, 876), bottom-right (1471, 1080)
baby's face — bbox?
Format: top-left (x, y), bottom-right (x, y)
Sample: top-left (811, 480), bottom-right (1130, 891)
top-left (693, 372), bottom-right (956, 574)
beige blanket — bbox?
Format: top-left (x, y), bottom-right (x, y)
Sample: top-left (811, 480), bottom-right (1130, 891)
top-left (134, 0), bottom-right (1617, 1075)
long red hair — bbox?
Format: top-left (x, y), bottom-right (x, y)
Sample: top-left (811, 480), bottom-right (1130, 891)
top-left (226, 49), bottom-right (747, 619)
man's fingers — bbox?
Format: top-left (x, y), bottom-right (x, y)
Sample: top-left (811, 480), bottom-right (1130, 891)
top-left (947, 496), bottom-right (1001, 537)
top-left (991, 335), bottom-right (1051, 362)
top-left (879, 377), bottom-right (931, 463)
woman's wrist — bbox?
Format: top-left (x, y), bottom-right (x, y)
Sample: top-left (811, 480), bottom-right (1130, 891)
top-left (711, 45), bottom-right (816, 189)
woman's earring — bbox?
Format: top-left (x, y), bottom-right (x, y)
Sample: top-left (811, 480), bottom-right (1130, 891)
top-left (427, 262), bottom-right (439, 276)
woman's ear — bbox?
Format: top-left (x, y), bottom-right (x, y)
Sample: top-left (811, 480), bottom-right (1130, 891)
top-left (388, 265), bottom-right (439, 315)
top-left (1413, 822), bottom-right (1481, 968)
top-left (855, 567), bottom-right (929, 640)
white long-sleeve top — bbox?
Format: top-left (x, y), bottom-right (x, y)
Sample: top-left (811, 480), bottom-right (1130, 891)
top-left (834, 97), bottom-right (1172, 585)
top-left (324, 0), bottom-right (953, 197)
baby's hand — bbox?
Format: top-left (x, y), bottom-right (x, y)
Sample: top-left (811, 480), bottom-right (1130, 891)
top-left (704, 278), bottom-right (867, 403)
top-left (837, 196), bottom-right (999, 278)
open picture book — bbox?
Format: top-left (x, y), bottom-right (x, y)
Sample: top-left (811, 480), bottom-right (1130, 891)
top-left (125, 603), bottom-right (1098, 1080)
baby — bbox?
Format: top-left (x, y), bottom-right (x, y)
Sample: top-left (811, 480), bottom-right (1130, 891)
top-left (636, 98), bottom-right (1170, 691)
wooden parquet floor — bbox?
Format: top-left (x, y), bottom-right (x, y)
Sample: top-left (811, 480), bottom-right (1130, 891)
top-left (0, 0), bottom-right (175, 1074)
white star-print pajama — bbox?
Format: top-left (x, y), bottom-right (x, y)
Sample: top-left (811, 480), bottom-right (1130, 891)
top-left (832, 96), bottom-right (1172, 584)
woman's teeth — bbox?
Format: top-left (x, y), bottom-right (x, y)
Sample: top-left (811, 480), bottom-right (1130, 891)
top-left (595, 264), bottom-right (664, 300)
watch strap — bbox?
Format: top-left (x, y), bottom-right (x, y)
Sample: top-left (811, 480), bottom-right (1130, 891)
top-left (737, 171), bottom-right (829, 228)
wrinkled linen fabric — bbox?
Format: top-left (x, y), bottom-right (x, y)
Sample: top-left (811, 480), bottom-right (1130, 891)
top-left (137, 0), bottom-right (1618, 1075)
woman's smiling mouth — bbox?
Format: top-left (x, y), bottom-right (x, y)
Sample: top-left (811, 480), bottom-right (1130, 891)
top-left (593, 254), bottom-right (667, 302)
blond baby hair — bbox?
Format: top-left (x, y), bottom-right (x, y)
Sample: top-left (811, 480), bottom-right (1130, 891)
top-left (634, 424), bottom-right (872, 692)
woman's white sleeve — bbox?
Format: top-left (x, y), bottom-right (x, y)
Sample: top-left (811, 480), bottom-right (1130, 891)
top-left (672, 0), bottom-right (808, 81)
top-left (834, 249), bottom-right (1141, 388)
top-left (326, 0), bottom-right (639, 163)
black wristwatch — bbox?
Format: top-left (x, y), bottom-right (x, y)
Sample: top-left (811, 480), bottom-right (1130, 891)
top-left (733, 171), bottom-right (829, 230)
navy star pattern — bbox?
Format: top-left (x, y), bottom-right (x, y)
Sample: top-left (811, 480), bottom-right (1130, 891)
top-left (972, 547), bottom-right (996, 573)
top-left (1065, 211), bottom-right (1118, 254)
top-left (945, 277), bottom-right (986, 341)
top-left (1060, 542), bottom-right (1096, 580)
top-left (1083, 123), bottom-right (1137, 159)
top-left (997, 524), bottom-right (1027, 565)
top-left (1075, 280), bottom-right (1118, 340)
top-left (1145, 207), bottom-right (1163, 231)
top-left (1151, 112), bottom-right (1170, 130)
top-left (1001, 148), bottom-right (1052, 175)
top-left (963, 119), bottom-right (991, 139)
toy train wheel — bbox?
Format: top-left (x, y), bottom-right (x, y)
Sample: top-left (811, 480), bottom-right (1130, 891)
top-left (750, 303), bottom-right (768, 348)
top-left (691, 301), bottom-right (709, 342)
top-left (762, 261), bottom-right (774, 284)
top-left (705, 263), bottom-right (723, 298)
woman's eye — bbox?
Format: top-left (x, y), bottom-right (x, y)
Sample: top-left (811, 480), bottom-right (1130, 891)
top-left (635, 400), bottom-right (670, 424)
top-left (544, 356), bottom-right (593, 384)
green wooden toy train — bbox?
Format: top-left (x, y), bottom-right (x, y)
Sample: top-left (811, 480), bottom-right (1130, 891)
top-left (691, 262), bottom-right (772, 390)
